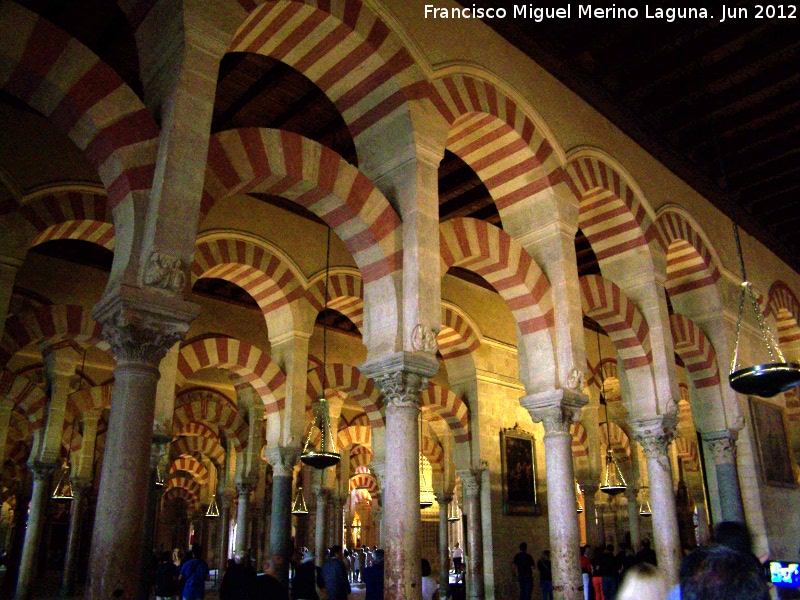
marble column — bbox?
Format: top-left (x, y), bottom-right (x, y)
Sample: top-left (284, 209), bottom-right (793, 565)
top-left (235, 482), bottom-right (254, 554)
top-left (87, 293), bottom-right (195, 600)
top-left (217, 494), bottom-right (233, 574)
top-left (625, 488), bottom-right (641, 551)
top-left (332, 495), bottom-right (345, 548)
top-left (522, 390), bottom-right (586, 600)
top-left (139, 437), bottom-right (169, 600)
top-left (458, 471), bottom-right (484, 600)
top-left (361, 355), bottom-right (438, 600)
top-left (315, 487), bottom-right (330, 563)
top-left (61, 481), bottom-right (90, 596)
top-left (631, 416), bottom-right (681, 585)
top-left (266, 447), bottom-right (300, 583)
top-left (435, 493), bottom-right (453, 599)
top-left (580, 483), bottom-right (600, 548)
top-left (15, 463), bottom-right (55, 600)
top-left (704, 429), bottom-right (745, 523)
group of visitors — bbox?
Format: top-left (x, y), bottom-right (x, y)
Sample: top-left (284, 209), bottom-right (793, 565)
top-left (514, 521), bottom-right (771, 600)
top-left (152, 544), bottom-right (210, 600)
top-left (343, 545), bottom-right (377, 583)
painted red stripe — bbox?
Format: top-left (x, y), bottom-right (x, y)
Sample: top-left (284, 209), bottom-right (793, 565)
top-left (6, 17), bottom-right (70, 101)
top-left (243, 3), bottom-right (303, 54)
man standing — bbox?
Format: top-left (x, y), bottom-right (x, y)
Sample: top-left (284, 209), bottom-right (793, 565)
top-left (178, 545), bottom-right (209, 600)
top-left (251, 554), bottom-right (288, 600)
top-left (537, 550), bottom-right (553, 600)
top-left (453, 543), bottom-right (464, 573)
top-left (362, 549), bottom-right (385, 600)
top-left (321, 545), bottom-right (351, 600)
top-left (512, 542), bottom-right (535, 600)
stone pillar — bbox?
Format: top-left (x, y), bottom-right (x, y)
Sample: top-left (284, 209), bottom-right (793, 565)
top-left (87, 293), bottom-right (195, 600)
top-left (217, 494), bottom-right (233, 574)
top-left (361, 355), bottom-right (438, 600)
top-left (580, 483), bottom-right (600, 548)
top-left (265, 447), bottom-right (300, 582)
top-left (435, 493), bottom-right (453, 599)
top-left (371, 504), bottom-right (383, 548)
top-left (695, 504), bottom-right (710, 545)
top-left (61, 480), bottom-right (90, 596)
top-left (704, 429), bottom-right (745, 523)
top-left (15, 463), bottom-right (55, 600)
top-left (458, 471), bottom-right (484, 600)
top-left (314, 487), bottom-right (330, 564)
top-left (625, 488), bottom-right (641, 551)
top-left (631, 416), bottom-right (681, 585)
top-left (332, 495), bottom-right (344, 549)
top-left (235, 482), bottom-right (254, 554)
top-left (522, 390), bottom-right (586, 600)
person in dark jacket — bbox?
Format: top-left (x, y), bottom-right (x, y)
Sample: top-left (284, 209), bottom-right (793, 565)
top-left (292, 549), bottom-right (320, 600)
top-left (219, 552), bottom-right (253, 600)
top-left (250, 554), bottom-right (288, 600)
top-left (321, 545), bottom-right (351, 600)
top-left (362, 549), bottom-right (385, 600)
top-left (154, 551), bottom-right (179, 600)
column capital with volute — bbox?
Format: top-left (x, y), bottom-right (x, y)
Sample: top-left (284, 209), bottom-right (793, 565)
top-left (521, 388), bottom-right (587, 434)
top-left (360, 351), bottom-right (439, 408)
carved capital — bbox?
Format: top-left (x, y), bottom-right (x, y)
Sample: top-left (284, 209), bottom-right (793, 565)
top-left (703, 430), bottom-right (739, 465)
top-left (264, 446), bottom-right (301, 478)
top-left (236, 481), bottom-right (255, 497)
top-left (521, 388), bottom-right (586, 435)
top-left (630, 414), bottom-right (677, 469)
top-left (29, 462), bottom-right (56, 482)
top-left (143, 251), bottom-right (189, 295)
top-left (434, 492), bottom-right (453, 506)
top-left (315, 486), bottom-right (332, 502)
top-left (457, 464), bottom-right (486, 499)
top-left (370, 461), bottom-right (386, 487)
top-left (361, 352), bottom-right (439, 409)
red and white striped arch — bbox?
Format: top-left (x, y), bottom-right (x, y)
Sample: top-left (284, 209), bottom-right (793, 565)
top-left (337, 424), bottom-right (371, 450)
top-left (599, 422), bottom-right (631, 462)
top-left (0, 370), bottom-right (47, 429)
top-left (421, 434), bottom-right (444, 472)
top-left (306, 363), bottom-right (383, 427)
top-left (0, 305), bottom-right (107, 366)
top-left (651, 210), bottom-right (720, 297)
top-left (203, 129), bottom-right (402, 285)
top-left (171, 436), bottom-right (226, 469)
top-left (670, 314), bottom-right (720, 389)
top-left (162, 486), bottom-right (200, 512)
top-left (439, 303), bottom-right (481, 362)
top-left (432, 74), bottom-right (567, 216)
top-left (175, 386), bottom-right (236, 411)
top-left (349, 444), bottom-right (372, 470)
top-left (169, 456), bottom-right (210, 485)
top-left (167, 475), bottom-right (202, 496)
top-left (230, 1), bottom-right (429, 142)
top-left (21, 190), bottom-right (114, 251)
top-left (570, 422), bottom-right (589, 459)
top-left (307, 269), bottom-right (364, 331)
top-left (764, 281), bottom-right (800, 346)
top-left (7, 409), bottom-right (32, 448)
top-left (192, 236), bottom-right (305, 325)
top-left (175, 421), bottom-right (219, 441)
top-left (0, 4), bottom-right (159, 211)
top-left (420, 383), bottom-right (470, 444)
top-left (65, 384), bottom-right (112, 420)
top-left (172, 398), bottom-right (249, 451)
top-left (349, 472), bottom-right (379, 495)
top-left (674, 436), bottom-right (701, 473)
top-left (177, 337), bottom-right (286, 414)
top-left (567, 155), bottom-right (654, 265)
top-left (580, 275), bottom-right (652, 371)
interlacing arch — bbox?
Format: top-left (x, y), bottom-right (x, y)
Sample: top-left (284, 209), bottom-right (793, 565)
top-left (172, 397), bottom-right (249, 451)
top-left (203, 128), bottom-right (402, 285)
top-left (169, 456), bottom-right (210, 486)
top-left (0, 369), bottom-right (47, 429)
top-left (0, 4), bottom-right (159, 211)
top-left (171, 436), bottom-right (226, 470)
top-left (305, 363), bottom-right (384, 426)
top-left (307, 268), bottom-right (364, 331)
top-left (229, 0), bottom-right (430, 144)
top-left (764, 281), bottom-right (800, 346)
top-left (432, 73), bottom-right (568, 216)
top-left (567, 153), bottom-right (654, 265)
top-left (177, 336), bottom-right (286, 414)
top-left (440, 218), bottom-right (555, 390)
top-left (419, 383), bottom-right (470, 443)
top-left (0, 305), bottom-right (107, 366)
top-left (651, 209), bottom-right (720, 297)
top-left (192, 235), bottom-right (305, 328)
top-left (669, 314), bottom-right (721, 389)
top-left (580, 276), bottom-right (652, 371)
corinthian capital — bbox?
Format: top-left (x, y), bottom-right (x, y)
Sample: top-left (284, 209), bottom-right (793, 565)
top-left (703, 429), bottom-right (739, 465)
top-left (521, 388), bottom-right (586, 435)
top-left (630, 414), bottom-right (677, 469)
top-left (360, 352), bottom-right (439, 409)
top-left (264, 446), bottom-right (301, 478)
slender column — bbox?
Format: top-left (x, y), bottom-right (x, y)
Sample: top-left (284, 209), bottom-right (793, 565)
top-left (362, 356), bottom-right (438, 600)
top-left (435, 493), bottom-right (453, 600)
top-left (217, 494), bottom-right (233, 573)
top-left (695, 504), bottom-right (710, 545)
top-left (314, 487), bottom-right (331, 563)
top-left (15, 464), bottom-right (55, 600)
top-left (371, 461), bottom-right (385, 547)
top-left (631, 416), bottom-right (681, 586)
top-left (61, 481), bottom-right (90, 596)
top-left (235, 482), bottom-right (254, 554)
top-left (87, 294), bottom-right (195, 600)
top-left (522, 390), bottom-right (586, 600)
top-left (332, 495), bottom-right (344, 548)
top-left (580, 483), bottom-right (600, 548)
top-left (625, 488), bottom-right (641, 551)
top-left (458, 471), bottom-right (484, 600)
top-left (704, 429), bottom-right (745, 523)
top-left (265, 447), bottom-right (300, 582)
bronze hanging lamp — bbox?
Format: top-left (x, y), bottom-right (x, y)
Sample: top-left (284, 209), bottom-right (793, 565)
top-left (205, 494), bottom-right (220, 518)
top-left (447, 498), bottom-right (461, 522)
top-left (638, 486), bottom-right (652, 517)
top-left (576, 481), bottom-right (584, 514)
top-left (419, 414), bottom-right (435, 509)
top-left (292, 486), bottom-right (309, 515)
top-left (596, 331), bottom-right (627, 496)
top-left (728, 223), bottom-right (800, 397)
top-left (300, 227), bottom-right (341, 469)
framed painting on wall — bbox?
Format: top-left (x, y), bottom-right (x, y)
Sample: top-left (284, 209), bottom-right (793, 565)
top-left (749, 397), bottom-right (796, 487)
top-left (500, 424), bottom-right (541, 515)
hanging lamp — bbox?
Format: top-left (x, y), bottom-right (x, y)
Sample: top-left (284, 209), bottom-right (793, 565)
top-left (292, 487), bottom-right (309, 515)
top-left (638, 487), bottom-right (652, 517)
top-left (576, 481), bottom-right (584, 514)
top-left (728, 223), bottom-right (800, 397)
top-left (419, 414), bottom-right (435, 509)
top-left (300, 227), bottom-right (341, 469)
top-left (447, 498), bottom-right (461, 522)
top-left (155, 465), bottom-right (165, 488)
top-left (205, 494), bottom-right (220, 518)
top-left (596, 331), bottom-right (628, 496)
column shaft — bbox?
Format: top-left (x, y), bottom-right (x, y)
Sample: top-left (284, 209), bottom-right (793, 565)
top-left (15, 466), bottom-right (54, 600)
top-left (581, 485), bottom-right (600, 548)
top-left (436, 496), bottom-right (451, 600)
top-left (705, 431), bottom-right (745, 523)
top-left (315, 487), bottom-right (330, 564)
top-left (625, 490), bottom-right (641, 551)
top-left (459, 474), bottom-right (484, 600)
top-left (217, 499), bottom-right (232, 574)
top-left (235, 484), bottom-right (252, 554)
top-left (61, 485), bottom-right (87, 596)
